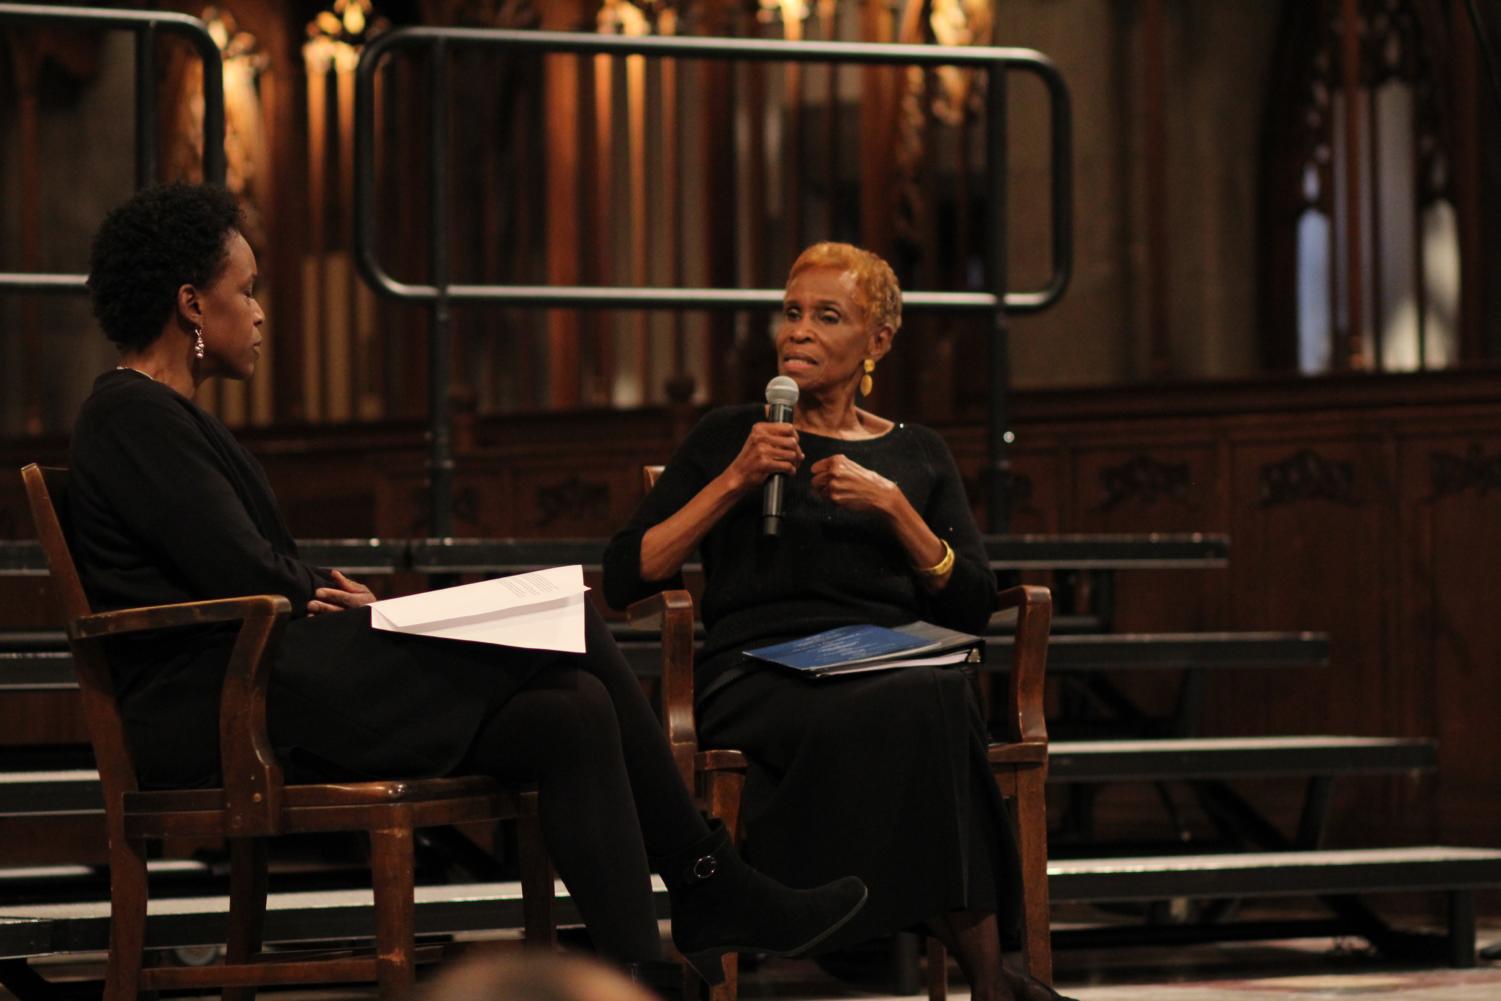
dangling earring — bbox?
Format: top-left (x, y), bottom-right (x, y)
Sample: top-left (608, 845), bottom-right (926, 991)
top-left (860, 358), bottom-right (875, 397)
top-left (193, 327), bottom-right (205, 361)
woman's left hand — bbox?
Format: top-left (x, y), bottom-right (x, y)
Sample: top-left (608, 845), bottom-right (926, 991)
top-left (810, 454), bottom-right (901, 516)
top-left (308, 569), bottom-right (377, 616)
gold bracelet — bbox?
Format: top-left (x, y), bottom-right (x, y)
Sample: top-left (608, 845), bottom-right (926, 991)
top-left (914, 538), bottom-right (955, 577)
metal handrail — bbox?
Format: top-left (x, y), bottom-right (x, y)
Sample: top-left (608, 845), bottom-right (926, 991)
top-left (354, 27), bottom-right (1074, 534)
top-left (355, 28), bottom-right (1071, 314)
top-left (0, 2), bottom-right (226, 294)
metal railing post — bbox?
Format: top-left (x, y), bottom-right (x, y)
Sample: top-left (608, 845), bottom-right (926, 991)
top-left (135, 24), bottom-right (157, 189)
top-left (427, 39), bottom-right (454, 538)
top-left (986, 62), bottom-right (1011, 533)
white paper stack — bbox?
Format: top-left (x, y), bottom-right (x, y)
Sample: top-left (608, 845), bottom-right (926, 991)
top-left (369, 565), bottom-right (589, 653)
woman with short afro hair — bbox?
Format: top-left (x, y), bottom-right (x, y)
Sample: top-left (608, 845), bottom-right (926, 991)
top-left (87, 183), bottom-right (243, 353)
top-left (67, 183), bottom-right (867, 988)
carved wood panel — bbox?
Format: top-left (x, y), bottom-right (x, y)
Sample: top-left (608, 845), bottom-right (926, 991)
top-left (970, 443), bottom-right (1064, 536)
top-left (376, 468), bottom-right (510, 538)
top-left (1399, 430), bottom-right (1501, 842)
top-left (1071, 442), bottom-right (1226, 635)
top-left (1223, 435), bottom-right (1392, 736)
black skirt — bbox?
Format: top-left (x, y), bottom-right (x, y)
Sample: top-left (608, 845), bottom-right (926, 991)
top-left (697, 662), bottom-right (1022, 949)
top-left (120, 605), bottom-right (564, 788)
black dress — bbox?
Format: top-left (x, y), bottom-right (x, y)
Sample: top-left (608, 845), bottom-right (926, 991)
top-left (70, 370), bottom-right (553, 787)
top-left (602, 404), bottom-right (1022, 947)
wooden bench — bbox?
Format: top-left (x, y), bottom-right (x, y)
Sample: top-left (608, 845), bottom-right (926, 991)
top-left (0, 878), bottom-right (616, 963)
top-left (0, 770), bottom-right (100, 813)
top-left (0, 736), bottom-right (1432, 816)
top-left (4, 845), bottom-right (1494, 981)
top-left (1047, 735), bottom-right (1434, 783)
top-left (0, 533), bottom-right (1233, 577)
top-left (0, 541), bottom-right (405, 578)
top-left (0, 651), bottom-right (70, 690)
top-left (1049, 846), bottom-right (1501, 967)
top-left (0, 631), bottom-right (1331, 687)
top-left (402, 533), bottom-right (1232, 574)
top-left (606, 628), bottom-right (1329, 679)
top-left (0, 859), bottom-right (215, 906)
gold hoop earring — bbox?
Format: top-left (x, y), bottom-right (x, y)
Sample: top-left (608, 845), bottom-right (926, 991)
top-left (860, 358), bottom-right (875, 397)
top-left (193, 327), bottom-right (205, 361)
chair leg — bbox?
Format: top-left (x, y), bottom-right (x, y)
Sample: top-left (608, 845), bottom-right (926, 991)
top-left (104, 837), bottom-right (149, 1001)
top-left (516, 791), bottom-right (556, 949)
top-left (370, 825), bottom-right (417, 1001)
top-left (702, 771), bottom-right (745, 1001)
top-left (1012, 767), bottom-right (1054, 984)
top-left (221, 838), bottom-right (268, 1001)
top-left (703, 772), bottom-right (743, 844)
top-left (926, 936), bottom-right (948, 1001)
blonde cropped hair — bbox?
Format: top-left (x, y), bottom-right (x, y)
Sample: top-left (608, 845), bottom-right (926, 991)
top-left (787, 242), bottom-right (902, 336)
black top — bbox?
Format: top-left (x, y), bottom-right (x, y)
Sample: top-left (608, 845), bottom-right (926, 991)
top-left (603, 404), bottom-right (995, 697)
top-left (69, 370), bottom-right (332, 698)
top-left (67, 369), bottom-right (536, 788)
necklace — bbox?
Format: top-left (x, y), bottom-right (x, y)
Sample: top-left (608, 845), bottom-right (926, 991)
top-left (115, 365), bottom-right (155, 382)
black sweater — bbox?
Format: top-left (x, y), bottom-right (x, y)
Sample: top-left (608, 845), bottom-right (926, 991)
top-left (602, 404), bottom-right (995, 698)
top-left (69, 369), bottom-right (331, 699)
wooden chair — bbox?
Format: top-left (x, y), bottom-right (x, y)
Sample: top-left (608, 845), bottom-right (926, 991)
top-left (627, 465), bottom-right (1055, 1001)
top-left (20, 464), bottom-right (555, 1001)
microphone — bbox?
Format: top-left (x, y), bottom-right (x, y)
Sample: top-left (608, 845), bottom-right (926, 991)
top-left (762, 375), bottom-right (799, 537)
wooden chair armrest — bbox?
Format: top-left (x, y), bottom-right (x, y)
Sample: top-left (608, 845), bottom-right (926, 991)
top-left (71, 594), bottom-right (293, 639)
top-left (77, 595), bottom-right (292, 835)
top-left (625, 589), bottom-right (692, 631)
top-left (987, 740), bottom-right (1048, 766)
top-left (995, 585), bottom-right (1052, 745)
top-left (696, 748), bottom-right (748, 772)
top-left (215, 595), bottom-right (291, 837)
top-left (628, 590), bottom-right (699, 789)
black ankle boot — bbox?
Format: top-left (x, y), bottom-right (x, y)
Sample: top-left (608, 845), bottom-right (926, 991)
top-left (654, 821), bottom-right (868, 986)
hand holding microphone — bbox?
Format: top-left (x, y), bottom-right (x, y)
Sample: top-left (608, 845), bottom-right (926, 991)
top-left (761, 376), bottom-right (800, 537)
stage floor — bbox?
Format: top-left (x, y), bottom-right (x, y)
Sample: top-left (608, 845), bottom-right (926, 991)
top-left (7, 920), bottom-right (1501, 1001)
top-left (747, 938), bottom-right (1501, 1000)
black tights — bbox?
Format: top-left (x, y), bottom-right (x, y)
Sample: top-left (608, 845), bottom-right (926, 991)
top-left (458, 605), bottom-right (708, 962)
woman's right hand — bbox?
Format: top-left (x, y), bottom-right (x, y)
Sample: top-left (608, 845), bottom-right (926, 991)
top-left (636, 418), bottom-right (802, 582)
top-left (723, 421), bottom-right (803, 495)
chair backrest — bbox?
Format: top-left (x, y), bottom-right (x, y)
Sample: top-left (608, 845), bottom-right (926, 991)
top-left (20, 464), bottom-right (141, 804)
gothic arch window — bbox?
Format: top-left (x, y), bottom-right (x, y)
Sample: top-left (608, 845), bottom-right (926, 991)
top-left (1261, 0), bottom-right (1459, 373)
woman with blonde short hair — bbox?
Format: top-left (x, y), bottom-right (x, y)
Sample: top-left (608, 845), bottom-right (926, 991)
top-left (605, 242), bottom-right (1076, 1001)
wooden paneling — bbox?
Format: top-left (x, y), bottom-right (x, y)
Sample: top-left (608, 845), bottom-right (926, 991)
top-left (1227, 434), bottom-right (1392, 734)
top-left (0, 578), bottom-right (58, 630)
top-left (1398, 430), bottom-right (1501, 840)
top-left (989, 372), bottom-right (1501, 851)
top-left (1073, 440), bottom-right (1224, 634)
top-left (0, 692), bottom-right (88, 745)
top-left (0, 813), bottom-right (105, 865)
top-left (1006, 445), bottom-right (1066, 535)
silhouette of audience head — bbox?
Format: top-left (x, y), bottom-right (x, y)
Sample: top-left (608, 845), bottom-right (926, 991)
top-left (425, 951), bottom-right (660, 1001)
